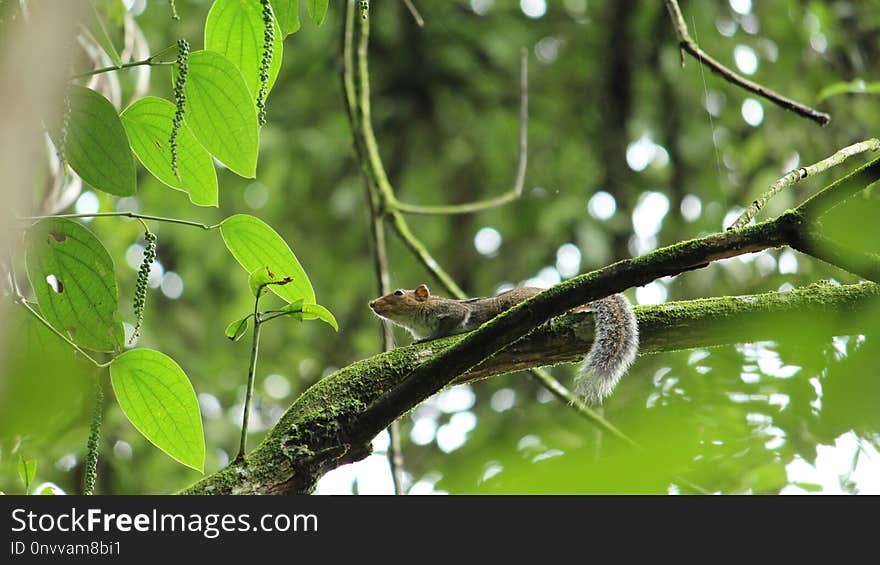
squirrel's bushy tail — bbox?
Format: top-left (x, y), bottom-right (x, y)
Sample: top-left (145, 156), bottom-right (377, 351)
top-left (574, 294), bottom-right (639, 405)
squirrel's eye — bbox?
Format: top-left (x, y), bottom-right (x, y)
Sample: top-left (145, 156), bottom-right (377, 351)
top-left (394, 289), bottom-right (404, 296)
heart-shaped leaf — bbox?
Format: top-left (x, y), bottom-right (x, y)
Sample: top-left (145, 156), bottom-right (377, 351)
top-left (58, 86), bottom-right (136, 196)
top-left (220, 214), bottom-right (315, 304)
top-left (180, 50), bottom-right (259, 178)
top-left (225, 316), bottom-right (251, 341)
top-left (25, 218), bottom-right (124, 352)
top-left (302, 303), bottom-right (338, 331)
top-left (307, 0), bottom-right (328, 26)
top-left (270, 0), bottom-right (301, 37)
top-left (205, 0), bottom-right (284, 99)
top-left (121, 96), bottom-right (218, 206)
top-left (110, 349), bottom-right (205, 472)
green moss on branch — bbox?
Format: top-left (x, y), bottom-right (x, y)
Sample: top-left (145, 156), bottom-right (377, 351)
top-left (181, 282), bottom-right (878, 494)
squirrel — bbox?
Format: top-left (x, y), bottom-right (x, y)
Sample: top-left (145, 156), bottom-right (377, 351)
top-left (368, 284), bottom-right (639, 404)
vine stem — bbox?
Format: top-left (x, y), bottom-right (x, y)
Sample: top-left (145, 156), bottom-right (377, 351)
top-left (18, 300), bottom-right (111, 368)
top-left (391, 47), bottom-right (528, 215)
top-left (71, 60), bottom-right (174, 80)
top-left (235, 279), bottom-right (292, 463)
top-left (343, 1), bottom-right (408, 493)
top-left (401, 0), bottom-right (424, 27)
top-left (19, 212), bottom-right (221, 231)
top-left (70, 44), bottom-right (178, 80)
top-left (236, 307), bottom-right (262, 463)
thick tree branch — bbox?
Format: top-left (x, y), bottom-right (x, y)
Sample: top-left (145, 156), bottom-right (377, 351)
top-left (180, 147), bottom-right (879, 494)
top-left (180, 281), bottom-right (879, 494)
top-left (347, 147), bottom-right (880, 443)
top-left (339, 3), bottom-right (622, 445)
top-left (196, 2), bottom-right (875, 498)
top-left (347, 214), bottom-right (798, 444)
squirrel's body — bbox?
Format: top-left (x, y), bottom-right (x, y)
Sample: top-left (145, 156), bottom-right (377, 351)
top-left (369, 284), bottom-right (639, 404)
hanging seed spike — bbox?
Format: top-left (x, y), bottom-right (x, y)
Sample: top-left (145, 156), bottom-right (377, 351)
top-left (57, 85), bottom-right (72, 166)
top-left (130, 232), bottom-right (157, 344)
top-left (169, 39), bottom-right (189, 178)
top-left (83, 382), bottom-right (103, 495)
top-left (257, 0), bottom-right (275, 126)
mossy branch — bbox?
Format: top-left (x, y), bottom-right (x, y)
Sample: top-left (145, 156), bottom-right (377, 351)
top-left (181, 143), bottom-right (880, 493)
top-left (340, 0), bottom-right (615, 469)
top-left (180, 281), bottom-right (879, 494)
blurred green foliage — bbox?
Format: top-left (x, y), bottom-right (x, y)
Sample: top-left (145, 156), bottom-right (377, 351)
top-left (2, 0), bottom-right (880, 495)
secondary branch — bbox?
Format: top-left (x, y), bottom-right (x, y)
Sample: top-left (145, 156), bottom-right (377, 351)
top-left (663, 0), bottom-right (830, 126)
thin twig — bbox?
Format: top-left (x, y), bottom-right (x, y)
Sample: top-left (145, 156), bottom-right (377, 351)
top-left (401, 0), bottom-right (424, 27)
top-left (728, 139), bottom-right (880, 230)
top-left (19, 212), bottom-right (221, 231)
top-left (392, 48), bottom-right (528, 215)
top-left (69, 44), bottom-right (178, 80)
top-left (790, 153), bottom-right (880, 220)
top-left (347, 4), bottom-right (529, 216)
top-left (17, 300), bottom-right (111, 368)
top-left (663, 0), bottom-right (830, 126)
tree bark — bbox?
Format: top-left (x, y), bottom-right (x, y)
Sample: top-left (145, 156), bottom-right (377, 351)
top-left (180, 281), bottom-right (879, 494)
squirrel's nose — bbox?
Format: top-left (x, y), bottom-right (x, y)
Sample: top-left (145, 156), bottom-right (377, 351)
top-left (368, 300), bottom-right (377, 309)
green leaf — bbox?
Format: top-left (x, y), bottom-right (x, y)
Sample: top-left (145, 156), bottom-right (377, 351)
top-left (180, 50), bottom-right (260, 178)
top-left (37, 484), bottom-right (63, 495)
top-left (248, 265), bottom-right (272, 297)
top-left (270, 0), bottom-right (301, 37)
top-left (248, 265), bottom-right (292, 297)
top-left (220, 214), bottom-right (315, 304)
top-left (307, 0), bottom-right (328, 26)
top-left (302, 303), bottom-right (338, 331)
top-left (25, 218), bottom-right (124, 352)
top-left (18, 456), bottom-right (36, 494)
top-left (792, 481), bottom-right (824, 493)
top-left (110, 349), bottom-right (205, 472)
top-left (205, 0), bottom-right (284, 99)
top-left (82, 1), bottom-right (122, 67)
top-left (280, 298), bottom-right (305, 313)
top-left (743, 462), bottom-right (787, 493)
top-left (59, 86), bottom-right (136, 196)
top-left (0, 307), bottom-right (91, 443)
top-left (817, 79), bottom-right (880, 102)
top-left (121, 96), bottom-right (218, 207)
top-left (225, 316), bottom-right (251, 341)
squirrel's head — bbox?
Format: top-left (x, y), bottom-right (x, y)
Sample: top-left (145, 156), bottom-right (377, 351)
top-left (368, 284), bottom-right (431, 321)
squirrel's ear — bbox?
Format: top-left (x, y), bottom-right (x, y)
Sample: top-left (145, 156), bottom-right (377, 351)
top-left (415, 284), bottom-right (430, 301)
